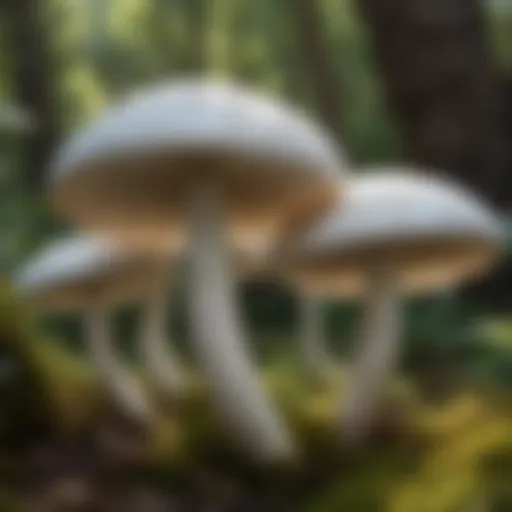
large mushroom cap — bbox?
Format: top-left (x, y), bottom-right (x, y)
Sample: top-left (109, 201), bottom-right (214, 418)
top-left (15, 236), bottom-right (169, 312)
top-left (282, 168), bottom-right (504, 297)
top-left (49, 78), bottom-right (346, 248)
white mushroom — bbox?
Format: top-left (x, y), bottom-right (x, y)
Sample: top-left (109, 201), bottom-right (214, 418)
top-left (14, 235), bottom-right (182, 426)
top-left (280, 168), bottom-right (504, 446)
top-left (139, 267), bottom-right (186, 401)
top-left (48, 78), bottom-right (347, 462)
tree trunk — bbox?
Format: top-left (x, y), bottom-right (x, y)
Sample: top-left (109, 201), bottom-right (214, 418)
top-left (356, 0), bottom-right (508, 207)
top-left (356, 0), bottom-right (511, 309)
top-left (468, 75), bottom-right (512, 311)
top-left (3, 0), bottom-right (59, 190)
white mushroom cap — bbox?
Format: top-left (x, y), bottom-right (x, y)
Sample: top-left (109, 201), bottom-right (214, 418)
top-left (15, 236), bottom-right (170, 312)
top-left (49, 78), bottom-right (346, 249)
top-left (282, 168), bottom-right (504, 297)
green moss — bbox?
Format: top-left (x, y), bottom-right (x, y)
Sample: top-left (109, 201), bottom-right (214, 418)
top-left (0, 282), bottom-right (100, 437)
top-left (4, 281), bottom-right (512, 510)
top-left (166, 377), bottom-right (511, 512)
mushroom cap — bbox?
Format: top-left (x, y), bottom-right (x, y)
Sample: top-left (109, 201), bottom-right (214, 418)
top-left (14, 236), bottom-right (170, 312)
top-left (49, 78), bottom-right (346, 249)
top-left (281, 169), bottom-right (504, 297)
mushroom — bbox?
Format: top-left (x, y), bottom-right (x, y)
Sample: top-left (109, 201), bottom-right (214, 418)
top-left (48, 78), bottom-right (346, 462)
top-left (141, 245), bottom-right (268, 402)
top-left (14, 235), bottom-right (181, 426)
top-left (279, 168), bottom-right (504, 445)
top-left (138, 262), bottom-right (186, 401)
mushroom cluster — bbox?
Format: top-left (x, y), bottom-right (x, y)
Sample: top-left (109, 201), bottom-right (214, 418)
top-left (277, 169), bottom-right (503, 444)
top-left (14, 235), bottom-right (175, 426)
top-left (14, 78), bottom-right (505, 463)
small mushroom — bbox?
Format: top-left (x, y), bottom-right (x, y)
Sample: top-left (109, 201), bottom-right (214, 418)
top-left (14, 235), bottom-right (178, 426)
top-left (279, 168), bottom-right (504, 445)
top-left (48, 79), bottom-right (346, 462)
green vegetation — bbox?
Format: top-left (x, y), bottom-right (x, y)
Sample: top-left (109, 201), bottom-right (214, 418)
top-left (2, 283), bottom-right (512, 510)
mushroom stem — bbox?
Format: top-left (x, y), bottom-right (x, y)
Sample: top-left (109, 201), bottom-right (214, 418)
top-left (187, 185), bottom-right (295, 463)
top-left (140, 277), bottom-right (185, 399)
top-left (84, 305), bottom-right (155, 426)
top-left (298, 292), bottom-right (331, 380)
top-left (341, 266), bottom-right (401, 446)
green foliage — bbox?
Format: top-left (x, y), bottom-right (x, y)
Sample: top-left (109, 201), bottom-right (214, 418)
top-left (479, 318), bottom-right (512, 350)
top-left (466, 317), bottom-right (512, 390)
top-left (321, 0), bottom-right (402, 161)
top-left (300, 391), bottom-right (512, 512)
top-left (0, 281), bottom-right (101, 437)
top-left (2, 280), bottom-right (512, 510)
top-left (488, 1), bottom-right (512, 69)
top-left (387, 393), bottom-right (512, 512)
top-left (39, 0), bottom-right (404, 158)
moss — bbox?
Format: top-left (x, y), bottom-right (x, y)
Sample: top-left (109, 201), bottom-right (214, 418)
top-left (175, 378), bottom-right (512, 512)
top-left (4, 281), bottom-right (512, 509)
top-left (385, 393), bottom-right (512, 512)
top-left (0, 281), bottom-right (103, 439)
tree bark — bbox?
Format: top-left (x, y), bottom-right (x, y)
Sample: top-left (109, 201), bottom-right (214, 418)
top-left (356, 0), bottom-right (511, 309)
top-left (3, 0), bottom-right (59, 190)
top-left (468, 75), bottom-right (512, 311)
top-left (356, 0), bottom-right (508, 208)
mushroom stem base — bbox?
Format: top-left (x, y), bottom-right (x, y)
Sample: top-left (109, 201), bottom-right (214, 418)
top-left (187, 185), bottom-right (295, 464)
top-left (85, 306), bottom-right (154, 427)
top-left (341, 266), bottom-right (400, 446)
top-left (140, 275), bottom-right (184, 400)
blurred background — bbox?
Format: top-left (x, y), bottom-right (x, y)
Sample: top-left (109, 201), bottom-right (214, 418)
top-left (0, 0), bottom-right (511, 510)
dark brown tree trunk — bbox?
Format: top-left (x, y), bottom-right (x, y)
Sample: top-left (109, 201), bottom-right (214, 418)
top-left (356, 0), bottom-right (511, 309)
top-left (356, 0), bottom-right (508, 208)
top-left (3, 0), bottom-right (59, 190)
top-left (287, 0), bottom-right (348, 152)
top-left (468, 75), bottom-right (512, 311)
